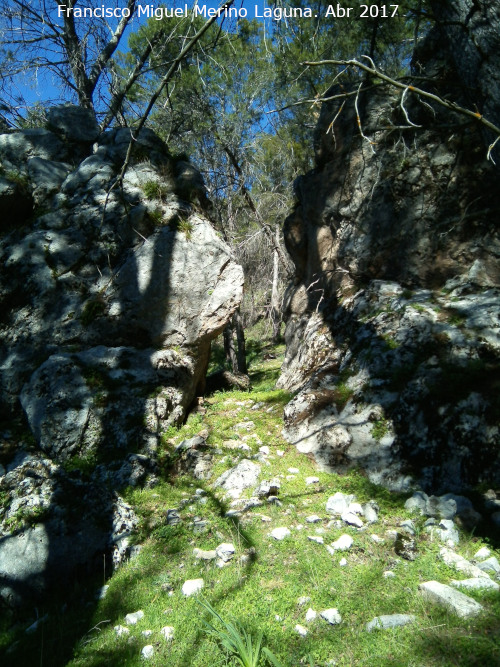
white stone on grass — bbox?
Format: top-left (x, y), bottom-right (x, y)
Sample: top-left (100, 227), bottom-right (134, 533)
top-left (213, 459), bottom-right (261, 499)
top-left (326, 492), bottom-right (355, 516)
top-left (161, 626), bottom-right (175, 640)
top-left (451, 578), bottom-right (499, 592)
top-left (193, 548), bottom-right (216, 561)
top-left (142, 630), bottom-right (152, 637)
top-left (114, 625), bottom-right (130, 636)
top-left (141, 645), bottom-right (154, 659)
top-left (331, 534), bottom-right (353, 551)
top-left (440, 547), bottom-right (491, 579)
top-left (339, 558), bottom-right (348, 567)
top-left (320, 608), bottom-right (342, 625)
top-left (383, 571), bottom-right (396, 579)
top-left (348, 502), bottom-right (363, 515)
top-left (306, 515), bottom-right (321, 523)
top-left (474, 546), bottom-right (491, 560)
top-left (297, 596), bottom-right (311, 606)
top-left (215, 542), bottom-right (235, 565)
top-left (305, 608), bottom-right (317, 623)
top-left (308, 535), bottom-right (324, 544)
top-left (371, 534), bottom-right (384, 544)
top-left (125, 610), bottom-right (144, 625)
top-left (306, 476), bottom-right (320, 485)
top-left (295, 624), bottom-right (308, 636)
top-left (477, 556), bottom-right (500, 576)
top-left (182, 578), bottom-right (204, 596)
top-left (419, 581), bottom-right (483, 618)
top-left (341, 511), bottom-right (363, 528)
top-left (276, 450), bottom-right (284, 457)
top-left (270, 527), bottom-right (291, 540)
top-left (288, 467), bottom-right (300, 474)
top-left (366, 614), bottom-right (416, 632)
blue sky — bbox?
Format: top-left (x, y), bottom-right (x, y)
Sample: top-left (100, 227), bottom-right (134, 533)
top-left (17, 0), bottom-right (278, 113)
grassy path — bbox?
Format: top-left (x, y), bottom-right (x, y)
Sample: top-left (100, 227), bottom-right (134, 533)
top-left (6, 341), bottom-right (499, 666)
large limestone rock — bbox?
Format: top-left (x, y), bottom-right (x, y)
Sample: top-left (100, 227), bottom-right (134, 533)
top-left (0, 106), bottom-right (243, 605)
top-left (278, 8), bottom-right (500, 492)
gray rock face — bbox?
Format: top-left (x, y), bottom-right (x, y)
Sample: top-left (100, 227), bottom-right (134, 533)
top-left (277, 9), bottom-right (500, 493)
top-left (419, 581), bottom-right (483, 618)
top-left (0, 107), bottom-right (243, 606)
top-left (47, 105), bottom-right (100, 143)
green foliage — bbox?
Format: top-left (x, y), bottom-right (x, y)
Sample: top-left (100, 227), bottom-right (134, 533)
top-left (142, 180), bottom-right (169, 200)
top-left (80, 297), bottom-right (106, 326)
top-left (198, 598), bottom-right (282, 667)
top-left (371, 418), bottom-right (390, 441)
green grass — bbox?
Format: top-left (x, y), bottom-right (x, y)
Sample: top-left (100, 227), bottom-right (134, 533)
top-left (2, 338), bottom-right (500, 667)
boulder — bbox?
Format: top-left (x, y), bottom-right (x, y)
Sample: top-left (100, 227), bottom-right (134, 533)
top-left (0, 115), bottom-right (243, 606)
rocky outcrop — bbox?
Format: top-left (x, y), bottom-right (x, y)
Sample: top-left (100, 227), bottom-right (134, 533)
top-left (279, 8), bottom-right (500, 493)
top-left (0, 106), bottom-right (243, 605)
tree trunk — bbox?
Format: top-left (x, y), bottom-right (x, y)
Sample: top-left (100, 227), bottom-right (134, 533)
top-left (270, 225), bottom-right (281, 343)
top-left (223, 320), bottom-right (238, 372)
top-left (223, 309), bottom-right (248, 375)
top-left (234, 308), bottom-right (248, 375)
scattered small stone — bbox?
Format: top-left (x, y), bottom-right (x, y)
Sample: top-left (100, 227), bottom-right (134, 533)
top-left (270, 527), bottom-right (291, 540)
top-left (320, 608), bottom-right (342, 625)
top-left (297, 596), bottom-right (311, 606)
top-left (306, 515), bottom-right (321, 523)
top-left (235, 421), bottom-right (255, 432)
top-left (331, 534), bottom-right (353, 551)
top-left (276, 450), bottom-right (284, 457)
top-left (371, 534), bottom-right (385, 544)
top-left (339, 557), bottom-right (348, 567)
top-left (306, 476), bottom-right (320, 485)
top-left (308, 535), bottom-right (324, 544)
top-left (326, 492), bottom-right (355, 516)
top-left (267, 495), bottom-right (282, 506)
top-left (215, 543), bottom-right (235, 566)
top-left (341, 511), bottom-right (363, 528)
top-left (259, 446), bottom-right (270, 456)
top-left (193, 548), bottom-right (216, 561)
top-left (383, 571), bottom-right (396, 579)
top-left (419, 581), bottom-right (483, 618)
top-left (348, 502), bottom-right (364, 515)
top-left (275, 615), bottom-right (282, 621)
top-left (141, 645), bottom-right (154, 659)
top-left (366, 614), bottom-right (416, 632)
top-left (362, 501), bottom-right (379, 524)
top-left (166, 509), bottom-right (182, 525)
top-left (315, 527), bottom-right (325, 534)
top-left (295, 624), bottom-right (308, 637)
top-left (474, 547), bottom-right (491, 560)
top-left (451, 578), bottom-right (499, 591)
top-left (161, 626), bottom-right (174, 640)
top-left (142, 630), bottom-right (152, 637)
top-left (182, 579), bottom-right (204, 596)
top-left (288, 467), bottom-right (300, 474)
top-left (125, 610), bottom-right (144, 625)
top-left (399, 520), bottom-right (416, 535)
top-left (305, 608), bottom-right (317, 622)
top-left (251, 402), bottom-right (265, 410)
top-left (114, 625), bottom-right (130, 636)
